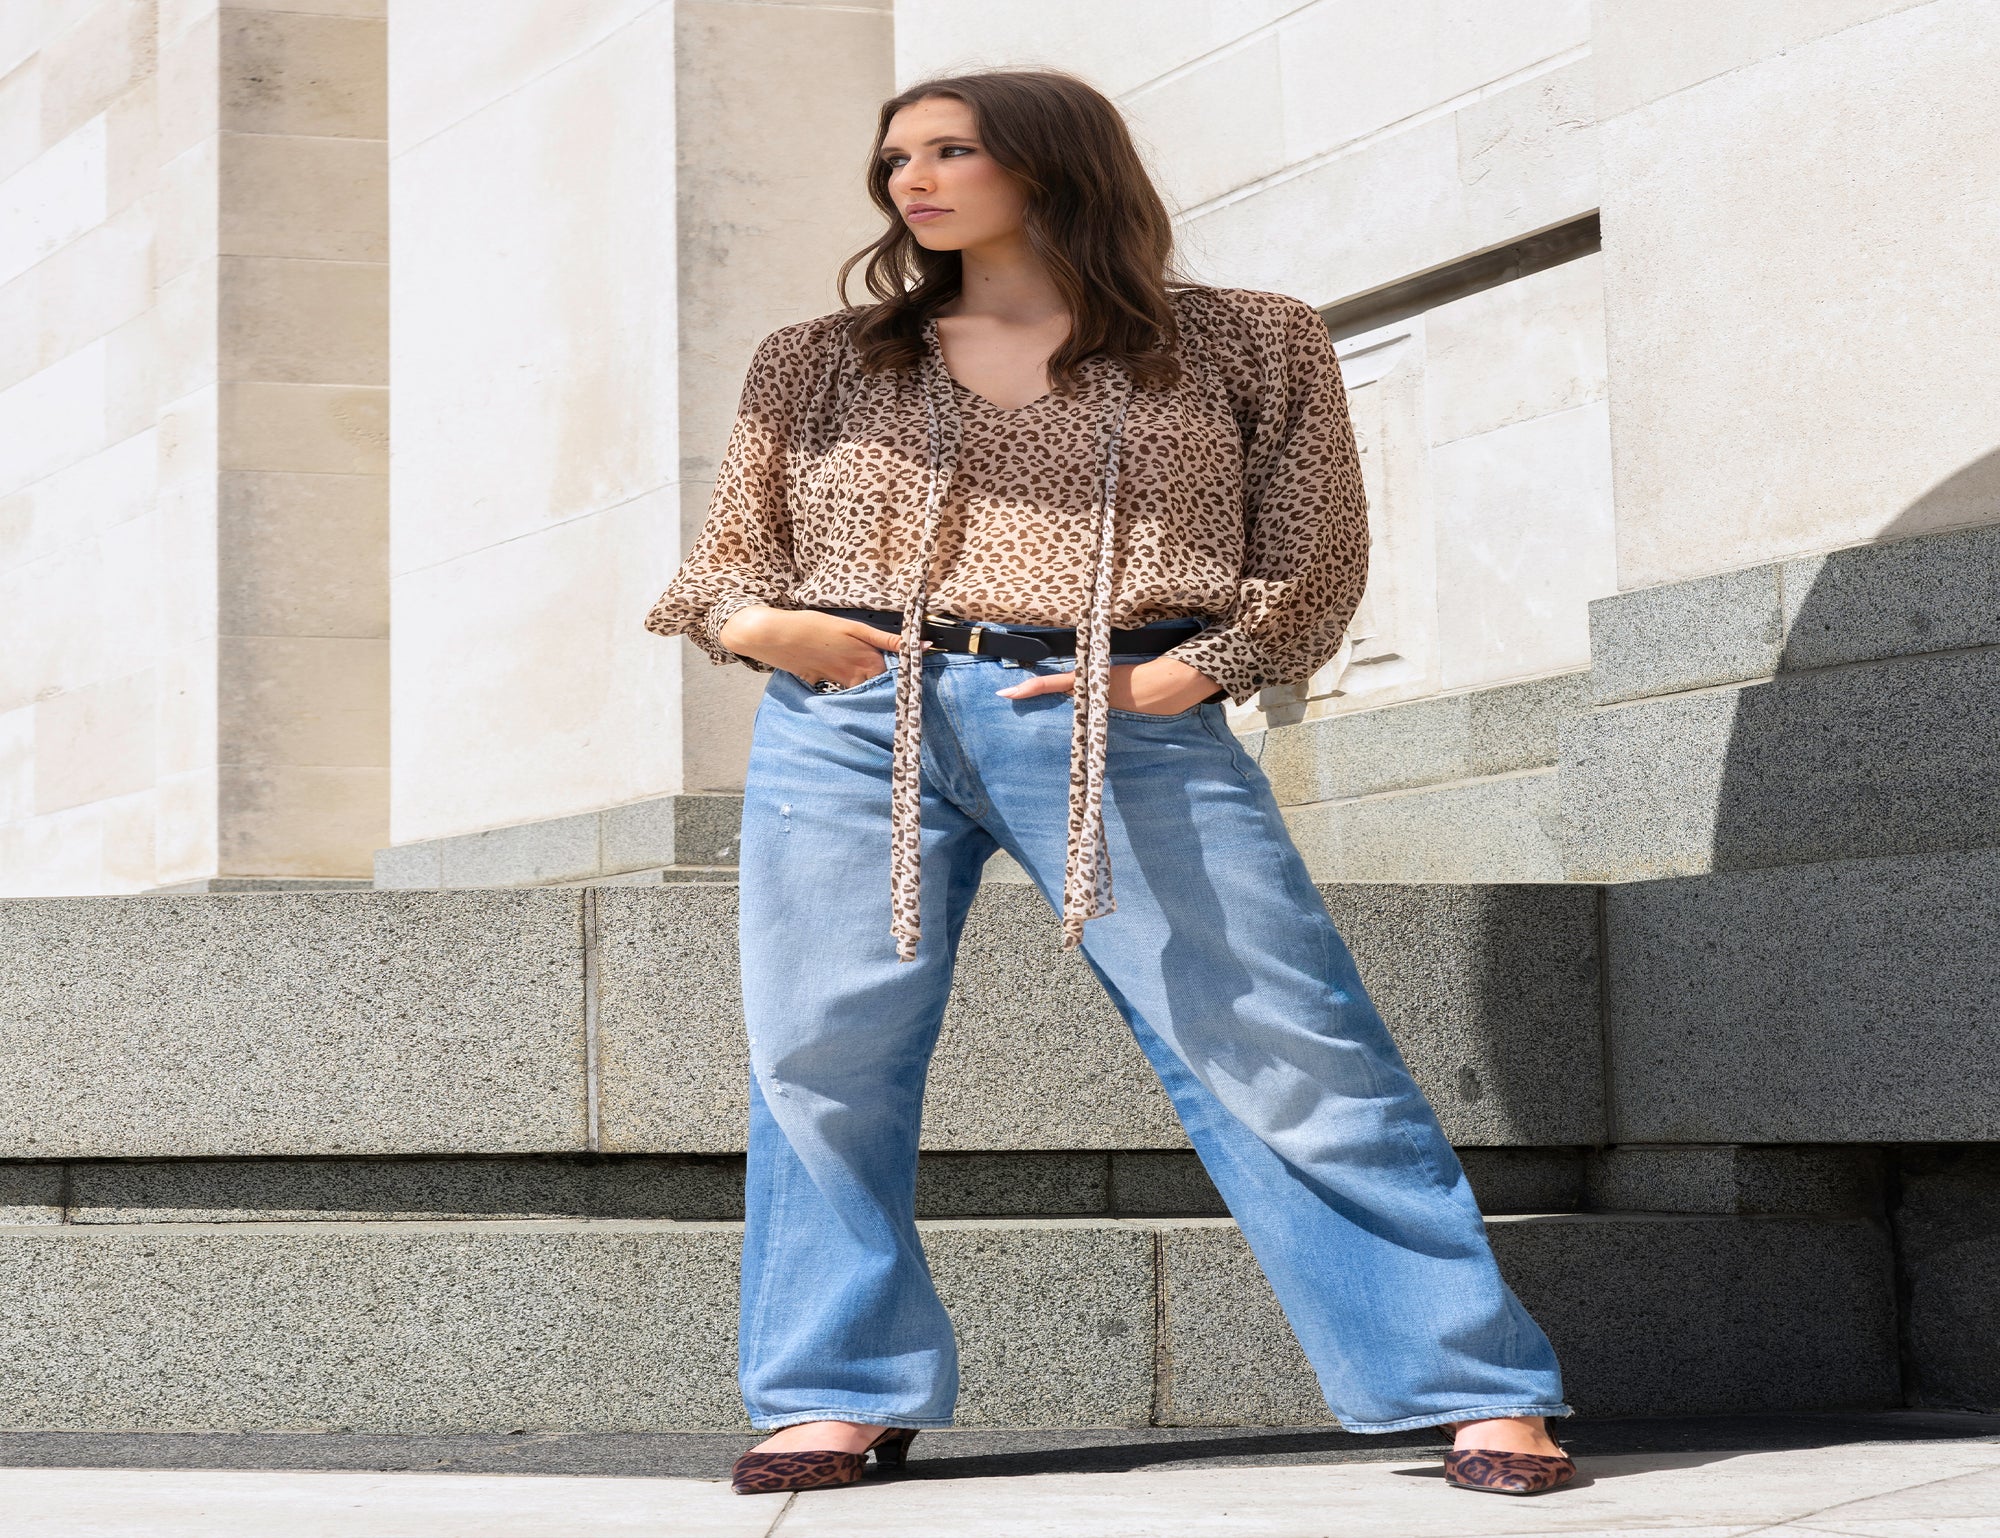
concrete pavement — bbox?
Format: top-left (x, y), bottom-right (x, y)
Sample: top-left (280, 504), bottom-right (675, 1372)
top-left (1, 1414), bottom-right (1994, 1536)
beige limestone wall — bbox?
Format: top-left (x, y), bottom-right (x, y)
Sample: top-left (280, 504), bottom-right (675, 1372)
top-left (898, 1), bottom-right (1611, 727)
top-left (1596, 0), bottom-right (2000, 587)
top-left (386, 0), bottom-right (893, 846)
top-left (0, 1), bottom-right (385, 897)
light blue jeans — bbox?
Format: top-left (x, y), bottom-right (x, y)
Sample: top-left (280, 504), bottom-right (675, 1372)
top-left (735, 621), bottom-right (1571, 1433)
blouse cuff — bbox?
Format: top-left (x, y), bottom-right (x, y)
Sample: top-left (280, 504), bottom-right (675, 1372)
top-left (1159, 625), bottom-right (1268, 709)
top-left (698, 591), bottom-right (784, 674)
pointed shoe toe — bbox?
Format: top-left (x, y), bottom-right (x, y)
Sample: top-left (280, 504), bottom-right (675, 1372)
top-left (730, 1448), bottom-right (867, 1496)
top-left (1442, 1447), bottom-right (1577, 1495)
top-left (729, 1426), bottom-right (920, 1495)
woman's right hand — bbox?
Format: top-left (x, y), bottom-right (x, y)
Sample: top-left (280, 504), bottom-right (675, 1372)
top-left (718, 605), bottom-right (908, 687)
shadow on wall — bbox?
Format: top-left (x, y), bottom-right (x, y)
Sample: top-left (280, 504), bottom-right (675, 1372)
top-left (1683, 446), bottom-right (2000, 1413)
top-left (1709, 446), bottom-right (2000, 872)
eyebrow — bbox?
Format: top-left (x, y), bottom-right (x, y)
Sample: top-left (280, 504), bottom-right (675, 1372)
top-left (879, 135), bottom-right (976, 153)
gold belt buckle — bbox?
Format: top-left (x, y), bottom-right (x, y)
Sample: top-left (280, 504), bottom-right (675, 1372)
top-left (920, 608), bottom-right (964, 652)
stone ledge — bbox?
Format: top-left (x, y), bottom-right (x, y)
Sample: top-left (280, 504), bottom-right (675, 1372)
top-left (0, 1213), bottom-right (1897, 1431)
top-left (1159, 1214), bottom-right (1898, 1424)
top-left (595, 880), bottom-right (1606, 1152)
top-left (0, 880), bottom-right (1603, 1159)
top-left (1584, 522), bottom-right (2000, 707)
top-left (1261, 671), bottom-right (1583, 806)
top-left (0, 891), bottom-right (589, 1160)
top-left (0, 1219), bottom-right (1152, 1433)
top-left (1605, 849), bottom-right (2000, 1143)
top-left (372, 794), bottom-right (744, 890)
top-left (1286, 769), bottom-right (1566, 883)
top-left (1559, 646), bottom-right (2000, 881)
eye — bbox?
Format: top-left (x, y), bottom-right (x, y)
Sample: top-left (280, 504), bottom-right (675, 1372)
top-left (881, 145), bottom-right (974, 168)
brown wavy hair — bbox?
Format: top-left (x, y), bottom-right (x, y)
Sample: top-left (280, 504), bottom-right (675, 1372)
top-left (835, 68), bottom-right (1206, 397)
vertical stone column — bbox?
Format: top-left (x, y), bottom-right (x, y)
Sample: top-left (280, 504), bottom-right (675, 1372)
top-left (213, 3), bottom-right (388, 883)
top-left (384, 0), bottom-right (891, 849)
top-left (0, 1), bottom-right (387, 894)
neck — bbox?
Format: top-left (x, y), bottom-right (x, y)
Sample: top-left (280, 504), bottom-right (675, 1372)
top-left (942, 236), bottom-right (1066, 325)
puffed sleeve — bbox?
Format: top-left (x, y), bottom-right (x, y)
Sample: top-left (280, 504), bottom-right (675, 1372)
top-left (641, 323), bottom-right (813, 673)
top-left (1160, 294), bottom-right (1370, 707)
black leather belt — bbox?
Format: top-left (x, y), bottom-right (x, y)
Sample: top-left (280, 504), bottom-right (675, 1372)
top-left (808, 605), bottom-right (1209, 666)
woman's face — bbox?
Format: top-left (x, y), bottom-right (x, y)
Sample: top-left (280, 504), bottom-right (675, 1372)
top-left (880, 95), bottom-right (1027, 253)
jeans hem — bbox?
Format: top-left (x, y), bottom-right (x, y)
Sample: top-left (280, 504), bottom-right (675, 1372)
top-left (748, 1410), bottom-right (955, 1432)
top-left (1335, 1403), bottom-right (1575, 1434)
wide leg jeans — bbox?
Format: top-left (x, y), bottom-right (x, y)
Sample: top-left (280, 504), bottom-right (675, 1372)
top-left (735, 626), bottom-right (1570, 1433)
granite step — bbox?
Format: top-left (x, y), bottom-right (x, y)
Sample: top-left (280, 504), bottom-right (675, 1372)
top-left (0, 1211), bottom-right (1896, 1433)
top-left (0, 881), bottom-right (1607, 1160)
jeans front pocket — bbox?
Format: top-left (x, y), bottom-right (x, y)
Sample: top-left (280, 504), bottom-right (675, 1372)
top-left (1104, 702), bottom-right (1205, 722)
top-left (805, 659), bottom-right (898, 697)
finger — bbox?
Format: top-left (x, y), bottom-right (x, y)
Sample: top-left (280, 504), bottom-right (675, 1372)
top-left (995, 672), bottom-right (1075, 697)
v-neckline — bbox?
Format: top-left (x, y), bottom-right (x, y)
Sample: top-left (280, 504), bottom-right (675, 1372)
top-left (949, 374), bottom-right (1055, 414)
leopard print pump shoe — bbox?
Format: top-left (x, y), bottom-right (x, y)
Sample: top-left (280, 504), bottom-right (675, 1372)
top-left (1442, 1446), bottom-right (1577, 1495)
top-left (1436, 1421), bottom-right (1577, 1496)
top-left (730, 1425), bottom-right (919, 1496)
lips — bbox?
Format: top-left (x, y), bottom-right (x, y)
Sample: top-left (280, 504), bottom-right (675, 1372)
top-left (905, 205), bottom-right (950, 219)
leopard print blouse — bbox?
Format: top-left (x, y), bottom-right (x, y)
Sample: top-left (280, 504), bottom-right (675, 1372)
top-left (642, 284), bottom-right (1369, 963)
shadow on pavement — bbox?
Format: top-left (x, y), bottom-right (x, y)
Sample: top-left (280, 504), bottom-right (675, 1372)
top-left (0, 1410), bottom-right (1991, 1483)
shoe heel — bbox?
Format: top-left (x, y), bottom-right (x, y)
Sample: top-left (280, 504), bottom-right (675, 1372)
top-left (871, 1427), bottom-right (919, 1470)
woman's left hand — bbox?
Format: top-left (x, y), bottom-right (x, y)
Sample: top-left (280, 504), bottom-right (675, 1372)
top-left (995, 656), bottom-right (1220, 715)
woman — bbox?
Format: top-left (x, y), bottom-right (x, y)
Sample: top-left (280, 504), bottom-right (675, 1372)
top-left (643, 68), bottom-right (1578, 1500)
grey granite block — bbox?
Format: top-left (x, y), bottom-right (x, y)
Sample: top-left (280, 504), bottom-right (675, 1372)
top-left (1110, 1152), bottom-right (1227, 1217)
top-left (915, 1154), bottom-right (1109, 1218)
top-left (591, 882), bottom-right (1183, 1154)
top-left (0, 891), bottom-right (588, 1159)
top-left (1457, 1148), bottom-right (1585, 1214)
top-left (554, 866), bottom-right (738, 887)
top-left (924, 887), bottom-right (1184, 1151)
top-left (591, 884), bottom-right (763, 1154)
top-left (1560, 647), bottom-right (2000, 881)
top-left (437, 811), bottom-right (602, 889)
top-left (1586, 1146), bottom-right (1884, 1215)
top-left (0, 1164), bottom-right (62, 1224)
top-left (1780, 524), bottom-right (2000, 672)
top-left (1155, 1214), bottom-right (1897, 1425)
top-left (595, 881), bottom-right (1604, 1153)
top-left (1260, 672), bottom-right (1582, 807)
top-left (679, 795), bottom-right (746, 867)
top-left (925, 1220), bottom-right (1157, 1427)
top-left (1496, 1215), bottom-right (1899, 1417)
top-left (595, 797), bottom-right (682, 875)
top-left (151, 878), bottom-right (373, 893)
top-left (1154, 1220), bottom-right (1326, 1426)
top-left (1463, 673), bottom-right (1589, 779)
top-left (371, 841), bottom-right (442, 890)
top-left (1318, 884), bottom-right (1605, 1147)
top-left (0, 1221), bottom-right (747, 1431)
top-left (67, 1156), bottom-right (745, 1224)
top-left (598, 796), bottom-right (746, 877)
top-left (1605, 850), bottom-right (2000, 1142)
top-left (1893, 1146), bottom-right (2000, 1411)
top-left (1286, 770), bottom-right (1566, 883)
top-left (0, 1219), bottom-right (1154, 1432)
top-left (1557, 689), bottom-right (1736, 880)
top-left (1587, 565), bottom-right (1784, 705)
